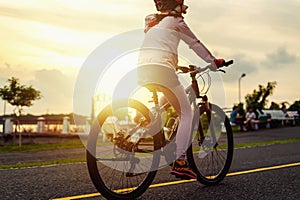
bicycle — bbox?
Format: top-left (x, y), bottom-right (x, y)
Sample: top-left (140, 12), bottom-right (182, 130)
top-left (86, 60), bottom-right (234, 200)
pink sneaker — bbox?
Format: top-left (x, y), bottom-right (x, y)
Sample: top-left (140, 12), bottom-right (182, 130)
top-left (170, 160), bottom-right (197, 180)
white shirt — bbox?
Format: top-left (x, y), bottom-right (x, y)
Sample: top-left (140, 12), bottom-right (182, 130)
top-left (246, 112), bottom-right (256, 120)
top-left (138, 16), bottom-right (215, 69)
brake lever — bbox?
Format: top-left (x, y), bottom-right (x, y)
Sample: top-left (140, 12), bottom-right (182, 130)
top-left (218, 69), bottom-right (226, 73)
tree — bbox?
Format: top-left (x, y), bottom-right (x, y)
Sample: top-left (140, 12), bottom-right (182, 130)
top-left (0, 77), bottom-right (41, 146)
top-left (245, 81), bottom-right (277, 111)
top-left (0, 77), bottom-right (42, 116)
top-left (288, 100), bottom-right (300, 112)
top-left (269, 101), bottom-right (280, 110)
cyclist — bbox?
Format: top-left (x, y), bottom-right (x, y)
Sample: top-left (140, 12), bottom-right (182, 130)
top-left (138, 0), bottom-right (225, 179)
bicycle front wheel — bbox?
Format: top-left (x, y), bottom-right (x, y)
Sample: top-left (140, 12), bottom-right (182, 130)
top-left (187, 104), bottom-right (233, 185)
top-left (86, 99), bottom-right (160, 200)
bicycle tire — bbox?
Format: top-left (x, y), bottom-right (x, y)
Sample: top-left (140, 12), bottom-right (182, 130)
top-left (86, 99), bottom-right (160, 200)
top-left (187, 104), bottom-right (233, 186)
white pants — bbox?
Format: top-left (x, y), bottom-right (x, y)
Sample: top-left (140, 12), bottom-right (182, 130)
top-left (159, 84), bottom-right (193, 160)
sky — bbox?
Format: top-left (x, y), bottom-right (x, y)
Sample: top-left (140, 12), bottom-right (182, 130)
top-left (0, 0), bottom-right (299, 116)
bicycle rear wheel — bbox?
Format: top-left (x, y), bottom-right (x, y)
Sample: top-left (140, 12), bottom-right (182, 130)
top-left (86, 99), bottom-right (160, 200)
top-left (187, 104), bottom-right (233, 185)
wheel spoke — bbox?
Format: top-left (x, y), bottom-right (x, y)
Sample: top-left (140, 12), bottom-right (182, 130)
top-left (86, 99), bottom-right (159, 199)
top-left (188, 104), bottom-right (233, 185)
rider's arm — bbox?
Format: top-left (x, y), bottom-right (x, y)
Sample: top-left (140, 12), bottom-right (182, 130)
top-left (177, 18), bottom-right (217, 66)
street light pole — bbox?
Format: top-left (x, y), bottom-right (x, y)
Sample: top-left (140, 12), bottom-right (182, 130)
top-left (238, 73), bottom-right (246, 103)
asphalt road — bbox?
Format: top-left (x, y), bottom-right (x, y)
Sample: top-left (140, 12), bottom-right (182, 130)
top-left (0, 127), bottom-right (299, 200)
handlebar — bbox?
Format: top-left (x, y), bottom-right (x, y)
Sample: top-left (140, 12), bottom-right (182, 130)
top-left (177, 59), bottom-right (234, 74)
top-left (221, 60), bottom-right (234, 67)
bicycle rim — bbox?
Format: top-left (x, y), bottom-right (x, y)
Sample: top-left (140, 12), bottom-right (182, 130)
top-left (86, 99), bottom-right (160, 200)
top-left (187, 104), bottom-right (233, 185)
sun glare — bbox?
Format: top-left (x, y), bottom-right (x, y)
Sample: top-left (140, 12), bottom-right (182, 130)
top-left (95, 51), bottom-right (139, 97)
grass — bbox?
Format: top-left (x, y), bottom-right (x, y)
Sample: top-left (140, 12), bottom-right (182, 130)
top-left (1, 138), bottom-right (299, 169)
top-left (0, 158), bottom-right (86, 170)
top-left (192, 138), bottom-right (300, 152)
top-left (0, 140), bottom-right (85, 154)
top-left (234, 138), bottom-right (300, 149)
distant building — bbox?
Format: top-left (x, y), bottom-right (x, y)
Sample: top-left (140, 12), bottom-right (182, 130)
top-left (92, 93), bottom-right (112, 121)
top-left (0, 113), bottom-right (88, 134)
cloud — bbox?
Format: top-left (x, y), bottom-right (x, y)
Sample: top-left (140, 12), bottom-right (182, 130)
top-left (0, 59), bottom-right (76, 114)
top-left (260, 0), bottom-right (300, 32)
top-left (220, 54), bottom-right (258, 83)
top-left (0, 1), bottom-right (152, 33)
top-left (1, 0), bottom-right (300, 114)
top-left (28, 69), bottom-right (75, 114)
top-left (186, 0), bottom-right (300, 60)
top-left (0, 60), bottom-right (32, 84)
top-left (262, 47), bottom-right (297, 68)
top-left (0, 5), bottom-right (105, 32)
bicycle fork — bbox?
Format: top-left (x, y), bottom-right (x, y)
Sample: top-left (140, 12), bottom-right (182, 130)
top-left (198, 97), bottom-right (218, 150)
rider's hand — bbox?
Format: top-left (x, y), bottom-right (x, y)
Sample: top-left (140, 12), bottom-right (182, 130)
top-left (210, 58), bottom-right (225, 71)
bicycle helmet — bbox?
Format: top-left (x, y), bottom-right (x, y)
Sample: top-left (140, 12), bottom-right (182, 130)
top-left (154, 0), bottom-right (188, 14)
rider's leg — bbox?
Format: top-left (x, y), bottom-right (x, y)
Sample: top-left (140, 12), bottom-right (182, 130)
top-left (161, 86), bottom-right (197, 179)
top-left (160, 84), bottom-right (193, 160)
